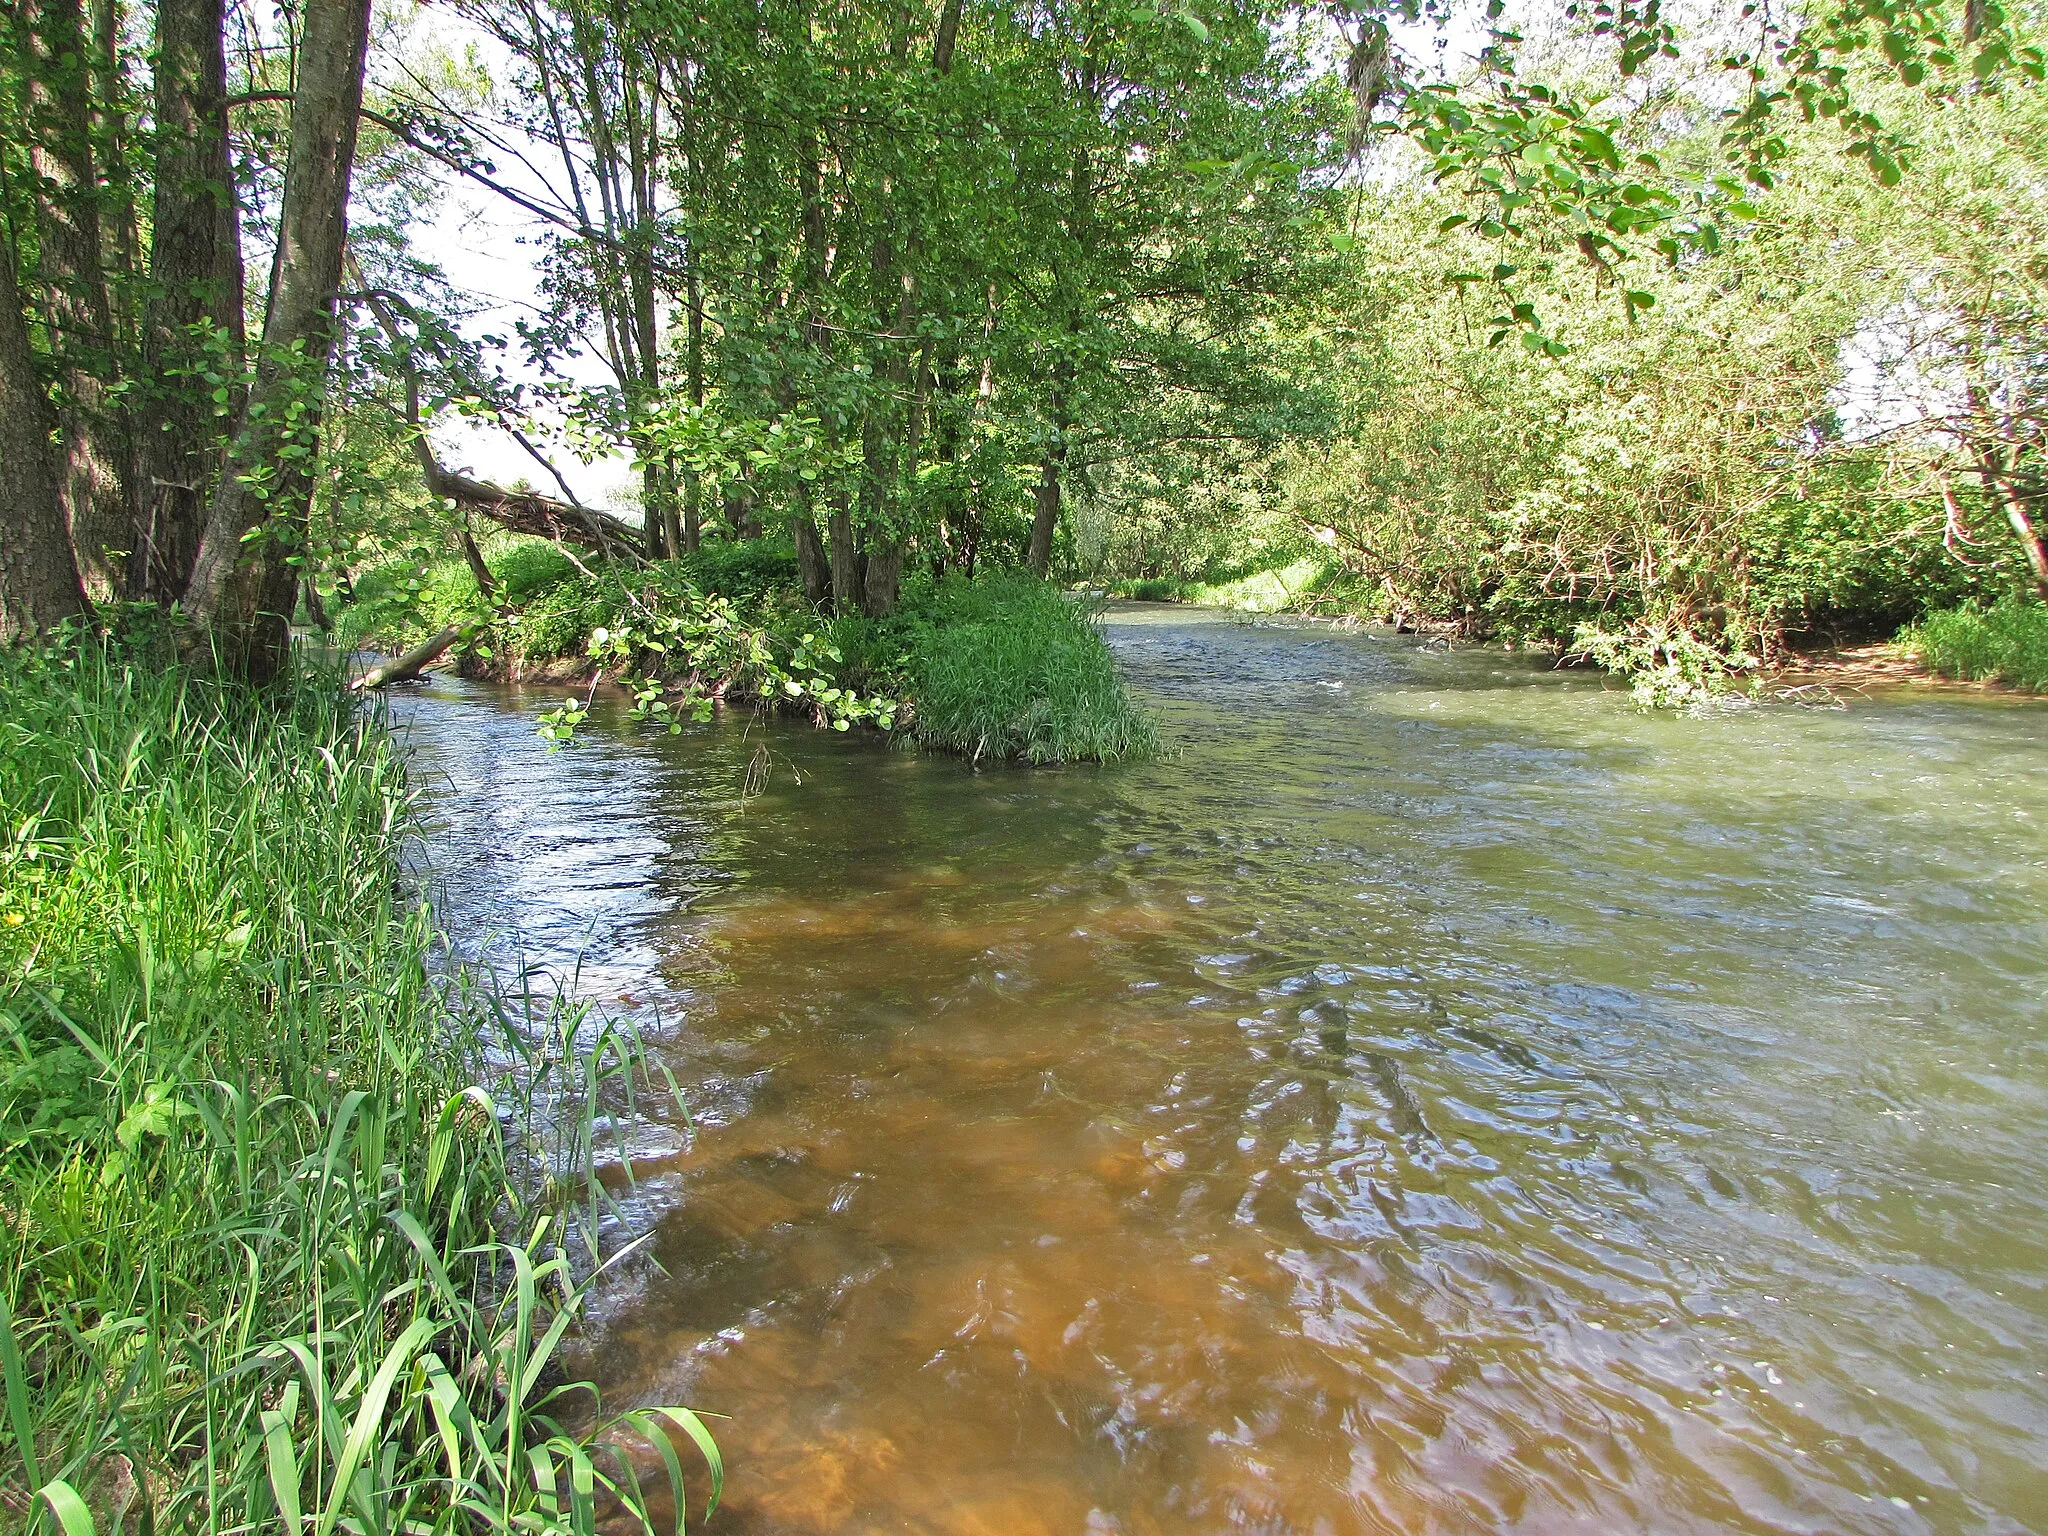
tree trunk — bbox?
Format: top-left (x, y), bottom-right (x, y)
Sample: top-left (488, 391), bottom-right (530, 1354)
top-left (182, 0), bottom-right (371, 682)
top-left (862, 541), bottom-right (904, 618)
top-left (1028, 407), bottom-right (1067, 578)
top-left (683, 262), bottom-right (705, 553)
top-left (1983, 459), bottom-right (2048, 602)
top-left (351, 625), bottom-right (463, 689)
top-left (137, 0), bottom-right (245, 601)
top-left (0, 242), bottom-right (91, 643)
top-left (828, 496), bottom-right (860, 614)
top-left (792, 511), bottom-right (831, 603)
top-left (23, 0), bottom-right (136, 601)
top-left (88, 0), bottom-right (142, 345)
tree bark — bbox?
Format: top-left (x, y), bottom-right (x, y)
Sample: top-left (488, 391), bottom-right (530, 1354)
top-left (0, 242), bottom-right (91, 643)
top-left (828, 495), bottom-right (860, 613)
top-left (88, 0), bottom-right (143, 345)
top-left (183, 0), bottom-right (372, 681)
top-left (23, 0), bottom-right (136, 601)
top-left (1980, 455), bottom-right (2048, 602)
top-left (136, 0), bottom-right (245, 601)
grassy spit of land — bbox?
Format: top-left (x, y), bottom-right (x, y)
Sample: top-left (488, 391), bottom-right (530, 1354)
top-left (0, 629), bottom-right (718, 1534)
top-left (336, 538), bottom-right (1158, 764)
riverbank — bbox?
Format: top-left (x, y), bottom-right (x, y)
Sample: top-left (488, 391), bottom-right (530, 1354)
top-left (1106, 574), bottom-right (2048, 701)
top-left (0, 635), bottom-right (713, 1531)
top-left (338, 542), bottom-right (1158, 763)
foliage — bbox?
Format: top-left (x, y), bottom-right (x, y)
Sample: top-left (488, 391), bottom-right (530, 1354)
top-left (1568, 620), bottom-right (1760, 710)
top-left (0, 634), bottom-right (718, 1533)
top-left (1901, 599), bottom-right (2048, 689)
top-left (1107, 557), bottom-right (1337, 613)
top-left (890, 576), bottom-right (1159, 763)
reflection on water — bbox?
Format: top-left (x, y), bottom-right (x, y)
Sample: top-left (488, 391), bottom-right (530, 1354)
top-left (394, 606), bottom-right (2048, 1535)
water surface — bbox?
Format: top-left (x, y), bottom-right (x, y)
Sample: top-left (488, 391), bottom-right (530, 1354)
top-left (397, 606), bottom-right (2048, 1535)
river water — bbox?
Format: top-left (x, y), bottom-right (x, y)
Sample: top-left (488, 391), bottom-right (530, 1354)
top-left (394, 604), bottom-right (2048, 1535)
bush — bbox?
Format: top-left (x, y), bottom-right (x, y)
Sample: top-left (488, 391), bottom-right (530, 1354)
top-left (897, 574), bottom-right (1159, 763)
top-left (1902, 598), bottom-right (2048, 691)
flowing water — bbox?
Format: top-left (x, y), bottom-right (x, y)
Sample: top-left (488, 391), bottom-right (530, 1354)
top-left (394, 605), bottom-right (2048, 1535)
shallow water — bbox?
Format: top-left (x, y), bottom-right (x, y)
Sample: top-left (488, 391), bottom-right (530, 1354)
top-left (395, 606), bottom-right (2048, 1535)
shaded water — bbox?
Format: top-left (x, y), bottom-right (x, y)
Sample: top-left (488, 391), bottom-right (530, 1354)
top-left (395, 606), bottom-right (2048, 1535)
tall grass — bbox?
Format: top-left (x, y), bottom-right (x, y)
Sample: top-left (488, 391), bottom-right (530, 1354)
top-left (900, 576), bottom-right (1158, 763)
top-left (0, 635), bottom-right (717, 1533)
top-left (1900, 598), bottom-right (2048, 691)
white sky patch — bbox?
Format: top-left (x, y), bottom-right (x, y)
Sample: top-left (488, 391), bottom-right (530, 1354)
top-left (393, 13), bottom-right (642, 515)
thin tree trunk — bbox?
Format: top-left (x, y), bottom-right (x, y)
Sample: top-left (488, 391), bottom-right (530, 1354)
top-left (0, 242), bottom-right (91, 642)
top-left (183, 0), bottom-right (372, 681)
top-left (792, 508), bottom-right (831, 602)
top-left (137, 0), bottom-right (245, 600)
top-left (1982, 455), bottom-right (2048, 601)
top-left (352, 625), bottom-right (464, 689)
top-left (682, 266), bottom-right (705, 552)
top-left (1028, 391), bottom-right (1068, 577)
top-left (23, 0), bottom-right (136, 600)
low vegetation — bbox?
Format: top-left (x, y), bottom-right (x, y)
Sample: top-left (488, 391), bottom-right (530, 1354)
top-left (1901, 600), bottom-right (2048, 692)
top-left (0, 633), bottom-right (719, 1533)
top-left (335, 538), bottom-right (1157, 764)
top-left (893, 576), bottom-right (1159, 763)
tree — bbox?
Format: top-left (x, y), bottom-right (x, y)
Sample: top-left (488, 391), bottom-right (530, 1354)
top-left (19, 0), bottom-right (136, 600)
top-left (135, 0), bottom-right (245, 601)
top-left (183, 0), bottom-right (374, 679)
top-left (0, 238), bottom-right (90, 642)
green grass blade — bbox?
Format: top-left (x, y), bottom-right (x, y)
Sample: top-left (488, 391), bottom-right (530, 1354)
top-left (0, 1288), bottom-right (43, 1493)
top-left (36, 1479), bottom-right (97, 1536)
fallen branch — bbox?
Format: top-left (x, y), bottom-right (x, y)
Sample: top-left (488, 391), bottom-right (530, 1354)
top-left (352, 625), bottom-right (465, 690)
top-left (417, 456), bottom-right (643, 559)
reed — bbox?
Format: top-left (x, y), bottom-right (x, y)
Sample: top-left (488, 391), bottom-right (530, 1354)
top-left (0, 634), bottom-right (718, 1533)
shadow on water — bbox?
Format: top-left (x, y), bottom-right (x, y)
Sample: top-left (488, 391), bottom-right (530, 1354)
top-left (393, 603), bottom-right (2048, 1535)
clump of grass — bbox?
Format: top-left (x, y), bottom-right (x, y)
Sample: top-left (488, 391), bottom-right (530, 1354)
top-left (899, 575), bottom-right (1158, 763)
top-left (1900, 597), bottom-right (2048, 691)
top-left (0, 633), bottom-right (717, 1533)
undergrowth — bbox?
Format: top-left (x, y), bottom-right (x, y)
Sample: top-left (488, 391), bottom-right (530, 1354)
top-left (0, 633), bottom-right (719, 1534)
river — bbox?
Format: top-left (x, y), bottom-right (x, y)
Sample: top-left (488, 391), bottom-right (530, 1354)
top-left (393, 604), bottom-right (2048, 1535)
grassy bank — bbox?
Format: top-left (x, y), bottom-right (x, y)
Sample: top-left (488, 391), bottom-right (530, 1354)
top-left (1898, 599), bottom-right (2048, 692)
top-left (0, 635), bottom-right (715, 1532)
top-left (337, 539), bottom-right (1157, 764)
